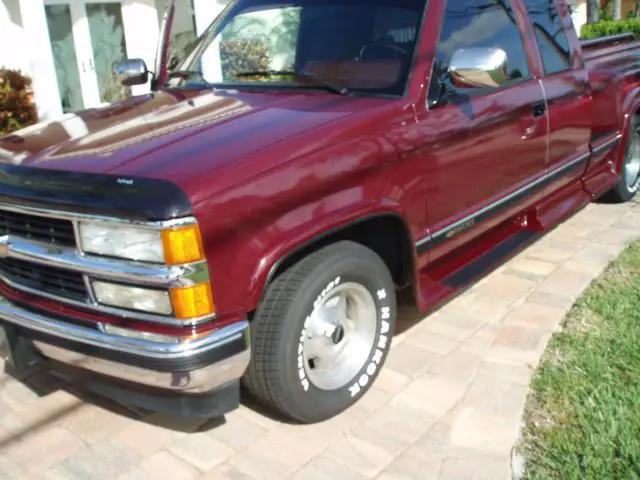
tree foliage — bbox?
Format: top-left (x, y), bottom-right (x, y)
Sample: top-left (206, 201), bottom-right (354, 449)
top-left (0, 69), bottom-right (38, 137)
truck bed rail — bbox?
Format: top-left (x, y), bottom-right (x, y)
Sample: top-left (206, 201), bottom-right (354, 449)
top-left (580, 32), bottom-right (636, 50)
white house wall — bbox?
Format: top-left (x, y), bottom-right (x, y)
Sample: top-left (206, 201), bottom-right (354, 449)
top-left (567, 0), bottom-right (587, 37)
top-left (192, 0), bottom-right (226, 82)
top-left (121, 0), bottom-right (160, 96)
top-left (0, 0), bottom-right (231, 120)
top-left (0, 0), bottom-right (28, 72)
top-left (17, 0), bottom-right (64, 121)
top-left (156, 0), bottom-right (196, 42)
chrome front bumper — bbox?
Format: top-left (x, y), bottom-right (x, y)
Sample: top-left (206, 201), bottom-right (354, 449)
top-left (0, 295), bottom-right (250, 394)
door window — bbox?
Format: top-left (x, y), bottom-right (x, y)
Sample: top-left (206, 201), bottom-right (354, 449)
top-left (524, 0), bottom-right (571, 75)
top-left (434, 0), bottom-right (531, 93)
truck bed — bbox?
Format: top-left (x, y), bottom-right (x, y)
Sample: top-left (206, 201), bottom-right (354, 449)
top-left (581, 32), bottom-right (640, 64)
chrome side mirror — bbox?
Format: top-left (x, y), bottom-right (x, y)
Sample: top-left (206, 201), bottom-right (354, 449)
top-left (113, 58), bottom-right (149, 87)
top-left (448, 47), bottom-right (509, 89)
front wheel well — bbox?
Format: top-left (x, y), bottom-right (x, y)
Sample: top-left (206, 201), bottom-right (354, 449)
top-left (265, 215), bottom-right (415, 294)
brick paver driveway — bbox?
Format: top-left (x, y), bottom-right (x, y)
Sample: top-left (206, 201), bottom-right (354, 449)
top-left (0, 200), bottom-right (638, 480)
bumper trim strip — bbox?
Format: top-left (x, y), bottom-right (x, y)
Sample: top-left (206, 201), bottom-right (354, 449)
top-left (36, 342), bottom-right (250, 393)
top-left (23, 324), bottom-right (247, 372)
top-left (0, 294), bottom-right (247, 359)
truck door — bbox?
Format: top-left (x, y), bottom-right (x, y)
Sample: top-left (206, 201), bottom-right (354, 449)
top-left (521, 0), bottom-right (592, 194)
top-left (416, 0), bottom-right (549, 263)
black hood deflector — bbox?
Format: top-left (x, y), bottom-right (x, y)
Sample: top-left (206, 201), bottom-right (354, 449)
top-left (0, 164), bottom-right (191, 221)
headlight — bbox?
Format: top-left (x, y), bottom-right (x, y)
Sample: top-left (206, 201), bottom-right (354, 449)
top-left (79, 223), bottom-right (163, 263)
top-left (93, 281), bottom-right (172, 315)
top-left (92, 280), bottom-right (216, 319)
top-left (78, 222), bottom-right (205, 265)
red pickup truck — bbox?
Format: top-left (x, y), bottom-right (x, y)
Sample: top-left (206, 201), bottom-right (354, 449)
top-left (0, 0), bottom-right (639, 424)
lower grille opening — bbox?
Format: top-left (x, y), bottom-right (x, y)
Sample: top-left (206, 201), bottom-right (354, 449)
top-left (0, 258), bottom-right (88, 302)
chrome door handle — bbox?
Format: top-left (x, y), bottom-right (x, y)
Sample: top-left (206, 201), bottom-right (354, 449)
top-left (532, 101), bottom-right (547, 118)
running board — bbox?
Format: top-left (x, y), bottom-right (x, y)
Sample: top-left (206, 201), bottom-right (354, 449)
top-left (442, 230), bottom-right (540, 289)
top-left (418, 221), bottom-right (541, 311)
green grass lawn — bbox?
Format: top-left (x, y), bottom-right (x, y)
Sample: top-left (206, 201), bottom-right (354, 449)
top-left (520, 241), bottom-right (640, 480)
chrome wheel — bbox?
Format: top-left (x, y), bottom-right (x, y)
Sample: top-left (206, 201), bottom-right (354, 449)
top-left (624, 126), bottom-right (640, 191)
top-left (302, 282), bottom-right (377, 391)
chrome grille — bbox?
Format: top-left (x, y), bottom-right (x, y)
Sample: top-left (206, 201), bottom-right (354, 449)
top-left (0, 209), bottom-right (75, 247)
top-left (0, 204), bottom-right (210, 326)
top-left (0, 258), bottom-right (88, 301)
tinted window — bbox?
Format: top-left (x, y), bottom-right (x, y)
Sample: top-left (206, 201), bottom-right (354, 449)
top-left (526, 0), bottom-right (571, 75)
top-left (435, 0), bottom-right (530, 90)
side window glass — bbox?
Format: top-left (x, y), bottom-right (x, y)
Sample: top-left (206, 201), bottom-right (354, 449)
top-left (525, 0), bottom-right (571, 75)
top-left (434, 0), bottom-right (530, 96)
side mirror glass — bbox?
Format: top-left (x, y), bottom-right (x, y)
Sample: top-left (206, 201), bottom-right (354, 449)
top-left (448, 47), bottom-right (508, 89)
top-left (112, 58), bottom-right (149, 87)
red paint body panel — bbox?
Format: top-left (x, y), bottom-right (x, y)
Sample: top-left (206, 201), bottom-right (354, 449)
top-left (415, 79), bottom-right (548, 264)
top-left (0, 0), bottom-right (639, 323)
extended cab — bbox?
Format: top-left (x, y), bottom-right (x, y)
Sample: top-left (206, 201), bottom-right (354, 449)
top-left (0, 0), bottom-right (639, 423)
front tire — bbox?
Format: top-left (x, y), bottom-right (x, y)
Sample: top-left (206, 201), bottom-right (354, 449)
top-left (243, 241), bottom-right (397, 423)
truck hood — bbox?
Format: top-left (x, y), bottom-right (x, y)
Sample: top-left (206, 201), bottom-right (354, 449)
top-left (0, 88), bottom-right (394, 219)
top-left (0, 88), bottom-right (367, 182)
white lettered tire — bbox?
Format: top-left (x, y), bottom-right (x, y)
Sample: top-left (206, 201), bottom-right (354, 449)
top-left (243, 240), bottom-right (397, 423)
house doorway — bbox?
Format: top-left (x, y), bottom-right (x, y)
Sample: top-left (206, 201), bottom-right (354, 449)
top-left (44, 0), bottom-right (131, 113)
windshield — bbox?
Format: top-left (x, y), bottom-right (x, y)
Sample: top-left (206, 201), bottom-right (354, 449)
top-left (164, 0), bottom-right (427, 96)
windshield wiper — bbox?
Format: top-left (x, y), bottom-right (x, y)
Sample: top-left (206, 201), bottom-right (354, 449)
top-left (234, 70), bottom-right (349, 95)
top-left (166, 70), bottom-right (216, 88)
top-left (167, 70), bottom-right (205, 80)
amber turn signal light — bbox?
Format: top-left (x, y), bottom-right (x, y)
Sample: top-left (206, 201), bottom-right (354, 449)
top-left (170, 282), bottom-right (215, 319)
top-left (162, 224), bottom-right (205, 265)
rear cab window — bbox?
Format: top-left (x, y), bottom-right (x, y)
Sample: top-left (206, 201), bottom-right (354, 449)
top-left (524, 0), bottom-right (572, 75)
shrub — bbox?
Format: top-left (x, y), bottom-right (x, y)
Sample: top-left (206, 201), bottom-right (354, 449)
top-left (599, 0), bottom-right (614, 21)
top-left (0, 69), bottom-right (38, 137)
top-left (220, 39), bottom-right (270, 82)
top-left (580, 18), bottom-right (640, 39)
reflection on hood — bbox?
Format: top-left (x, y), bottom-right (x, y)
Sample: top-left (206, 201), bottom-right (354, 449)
top-left (0, 90), bottom-right (251, 164)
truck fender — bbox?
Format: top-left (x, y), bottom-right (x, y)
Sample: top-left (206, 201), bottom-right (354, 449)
top-left (246, 201), bottom-right (416, 310)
